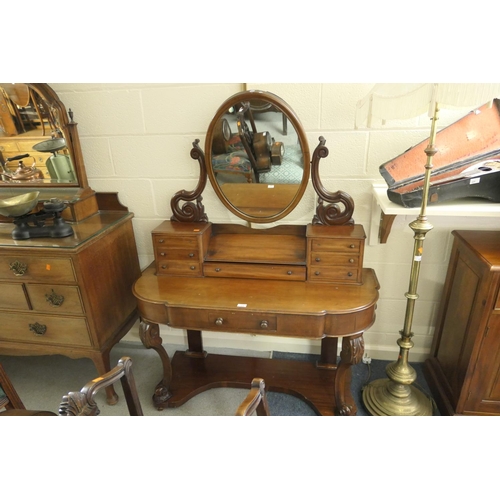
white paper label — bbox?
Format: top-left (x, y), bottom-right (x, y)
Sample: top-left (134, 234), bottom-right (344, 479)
top-left (470, 178), bottom-right (480, 185)
top-left (237, 304), bottom-right (247, 308)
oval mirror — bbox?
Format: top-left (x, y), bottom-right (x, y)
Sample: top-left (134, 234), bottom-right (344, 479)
top-left (0, 83), bottom-right (81, 187)
top-left (205, 90), bottom-right (310, 223)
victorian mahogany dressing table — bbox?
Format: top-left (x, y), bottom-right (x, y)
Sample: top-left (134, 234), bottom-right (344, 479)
top-left (133, 91), bottom-right (380, 415)
top-left (0, 84), bottom-right (141, 405)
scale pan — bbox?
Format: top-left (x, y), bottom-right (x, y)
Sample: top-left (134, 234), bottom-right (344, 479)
top-left (0, 191), bottom-right (40, 217)
top-left (33, 138), bottom-right (67, 153)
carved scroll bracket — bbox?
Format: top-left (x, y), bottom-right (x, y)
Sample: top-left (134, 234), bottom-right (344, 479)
top-left (311, 136), bottom-right (355, 226)
top-left (170, 140), bottom-right (208, 223)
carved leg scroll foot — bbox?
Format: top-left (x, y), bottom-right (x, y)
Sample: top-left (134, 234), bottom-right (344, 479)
top-left (139, 319), bottom-right (172, 410)
top-left (335, 333), bottom-right (365, 416)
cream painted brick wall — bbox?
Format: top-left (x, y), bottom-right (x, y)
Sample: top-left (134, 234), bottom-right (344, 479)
top-left (50, 82), bottom-right (500, 361)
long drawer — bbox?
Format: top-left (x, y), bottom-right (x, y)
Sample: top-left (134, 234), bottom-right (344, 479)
top-left (203, 262), bottom-right (306, 281)
top-left (0, 256), bottom-right (76, 283)
top-left (0, 312), bottom-right (91, 346)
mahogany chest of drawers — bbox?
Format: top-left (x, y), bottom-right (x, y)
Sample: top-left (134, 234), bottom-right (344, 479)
top-left (0, 210), bottom-right (141, 404)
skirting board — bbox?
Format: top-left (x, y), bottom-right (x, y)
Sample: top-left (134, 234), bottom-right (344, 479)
top-left (121, 320), bottom-right (430, 362)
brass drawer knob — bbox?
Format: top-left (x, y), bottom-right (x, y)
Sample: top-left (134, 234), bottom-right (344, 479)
top-left (315, 257), bottom-right (321, 262)
top-left (29, 322), bottom-right (47, 336)
top-left (349, 244), bottom-right (356, 249)
top-left (315, 271), bottom-right (320, 276)
top-left (9, 260), bottom-right (27, 276)
top-left (347, 272), bottom-right (353, 277)
top-left (190, 266), bottom-right (196, 270)
top-left (287, 271), bottom-right (292, 275)
top-left (260, 320), bottom-right (268, 329)
top-left (159, 239), bottom-right (165, 243)
top-left (215, 317), bottom-right (224, 326)
top-left (160, 252), bottom-right (166, 256)
top-left (188, 253), bottom-right (194, 258)
top-left (349, 258), bottom-right (354, 263)
top-left (215, 268), bottom-right (221, 272)
top-left (45, 289), bottom-right (64, 307)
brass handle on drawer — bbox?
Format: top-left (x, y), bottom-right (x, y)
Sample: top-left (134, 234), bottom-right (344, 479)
top-left (215, 317), bottom-right (224, 326)
top-left (347, 272), bottom-right (353, 277)
top-left (9, 260), bottom-right (28, 276)
top-left (315, 271), bottom-right (320, 276)
top-left (159, 239), bottom-right (165, 243)
top-left (215, 268), bottom-right (221, 272)
top-left (349, 258), bottom-right (354, 263)
top-left (45, 289), bottom-right (65, 307)
top-left (260, 320), bottom-right (268, 329)
top-left (287, 271), bottom-right (292, 275)
top-left (160, 252), bottom-right (166, 256)
top-left (190, 266), bottom-right (196, 270)
top-left (315, 257), bottom-right (321, 262)
top-left (349, 244), bottom-right (356, 249)
top-left (188, 253), bottom-right (194, 258)
top-left (29, 322), bottom-right (47, 336)
top-left (161, 265), bottom-right (167, 269)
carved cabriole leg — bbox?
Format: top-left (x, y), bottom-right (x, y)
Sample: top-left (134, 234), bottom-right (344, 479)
top-left (90, 348), bottom-right (118, 406)
top-left (335, 333), bottom-right (365, 416)
top-left (139, 319), bottom-right (172, 409)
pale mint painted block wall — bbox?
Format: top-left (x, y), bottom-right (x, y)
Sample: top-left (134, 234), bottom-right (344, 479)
top-left (50, 83), bottom-right (500, 361)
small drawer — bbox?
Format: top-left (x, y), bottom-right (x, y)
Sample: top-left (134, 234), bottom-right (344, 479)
top-left (0, 312), bottom-right (91, 347)
top-left (156, 259), bottom-right (202, 276)
top-left (310, 252), bottom-right (359, 267)
top-left (153, 234), bottom-right (198, 250)
top-left (311, 239), bottom-right (361, 253)
top-left (208, 311), bottom-right (277, 332)
top-left (155, 248), bottom-right (199, 261)
top-left (308, 266), bottom-right (360, 283)
top-left (0, 256), bottom-right (76, 283)
top-left (203, 262), bottom-right (306, 281)
top-left (26, 284), bottom-right (84, 314)
top-left (0, 283), bottom-right (30, 310)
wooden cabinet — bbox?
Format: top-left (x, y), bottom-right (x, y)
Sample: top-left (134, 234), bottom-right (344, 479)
top-left (0, 208), bottom-right (142, 404)
top-left (424, 230), bottom-right (500, 416)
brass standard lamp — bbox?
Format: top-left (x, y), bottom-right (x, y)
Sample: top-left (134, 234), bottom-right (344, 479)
top-left (355, 83), bottom-right (500, 416)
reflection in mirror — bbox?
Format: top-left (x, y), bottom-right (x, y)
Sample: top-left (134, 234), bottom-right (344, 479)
top-left (207, 91), bottom-right (309, 222)
top-left (0, 83), bottom-right (76, 185)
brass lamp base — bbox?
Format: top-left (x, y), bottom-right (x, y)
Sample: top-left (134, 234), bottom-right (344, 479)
top-left (362, 378), bottom-right (433, 416)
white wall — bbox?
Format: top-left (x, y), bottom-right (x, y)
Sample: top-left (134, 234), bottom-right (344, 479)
top-left (51, 83), bottom-right (500, 361)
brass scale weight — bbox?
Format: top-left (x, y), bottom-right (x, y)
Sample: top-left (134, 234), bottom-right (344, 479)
top-left (362, 103), bottom-right (442, 416)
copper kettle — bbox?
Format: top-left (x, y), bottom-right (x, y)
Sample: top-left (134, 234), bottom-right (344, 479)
top-left (2, 153), bottom-right (44, 181)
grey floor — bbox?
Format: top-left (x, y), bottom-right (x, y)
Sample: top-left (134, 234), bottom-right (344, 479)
top-left (0, 341), bottom-right (437, 416)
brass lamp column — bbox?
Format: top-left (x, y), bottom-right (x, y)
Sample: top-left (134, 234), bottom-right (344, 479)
top-left (362, 103), bottom-right (441, 416)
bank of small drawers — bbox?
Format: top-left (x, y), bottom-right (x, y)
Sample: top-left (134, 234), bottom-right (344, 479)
top-left (154, 234), bottom-right (203, 277)
top-left (307, 225), bottom-right (365, 285)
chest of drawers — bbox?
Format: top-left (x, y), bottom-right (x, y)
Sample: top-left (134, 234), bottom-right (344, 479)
top-left (0, 209), bottom-right (141, 404)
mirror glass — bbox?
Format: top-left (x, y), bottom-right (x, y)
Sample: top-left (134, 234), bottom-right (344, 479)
top-left (206, 90), bottom-right (310, 223)
top-left (0, 83), bottom-right (77, 186)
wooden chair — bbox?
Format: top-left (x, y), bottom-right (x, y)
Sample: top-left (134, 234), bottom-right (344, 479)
top-left (0, 356), bottom-right (143, 416)
top-left (0, 362), bottom-right (26, 411)
top-left (235, 377), bottom-right (270, 416)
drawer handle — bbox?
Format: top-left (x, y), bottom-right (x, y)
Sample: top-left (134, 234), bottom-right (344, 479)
top-left (349, 258), bottom-right (354, 263)
top-left (215, 268), bottom-right (221, 272)
top-left (287, 271), bottom-right (292, 275)
top-left (9, 260), bottom-right (27, 276)
top-left (188, 253), bottom-right (194, 258)
top-left (215, 317), bottom-right (224, 326)
top-left (260, 320), bottom-right (268, 329)
top-left (190, 266), bottom-right (196, 270)
top-left (160, 252), bottom-right (166, 256)
top-left (347, 272), bottom-right (353, 277)
top-left (315, 271), bottom-right (320, 276)
top-left (315, 257), bottom-right (321, 262)
top-left (159, 239), bottom-right (165, 243)
top-left (46, 289), bottom-right (65, 307)
top-left (29, 322), bottom-right (47, 336)
top-left (161, 265), bottom-right (167, 269)
top-left (349, 244), bottom-right (356, 249)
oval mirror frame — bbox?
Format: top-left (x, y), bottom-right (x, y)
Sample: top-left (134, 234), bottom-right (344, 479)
top-left (0, 83), bottom-right (89, 190)
top-left (205, 90), bottom-right (310, 224)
